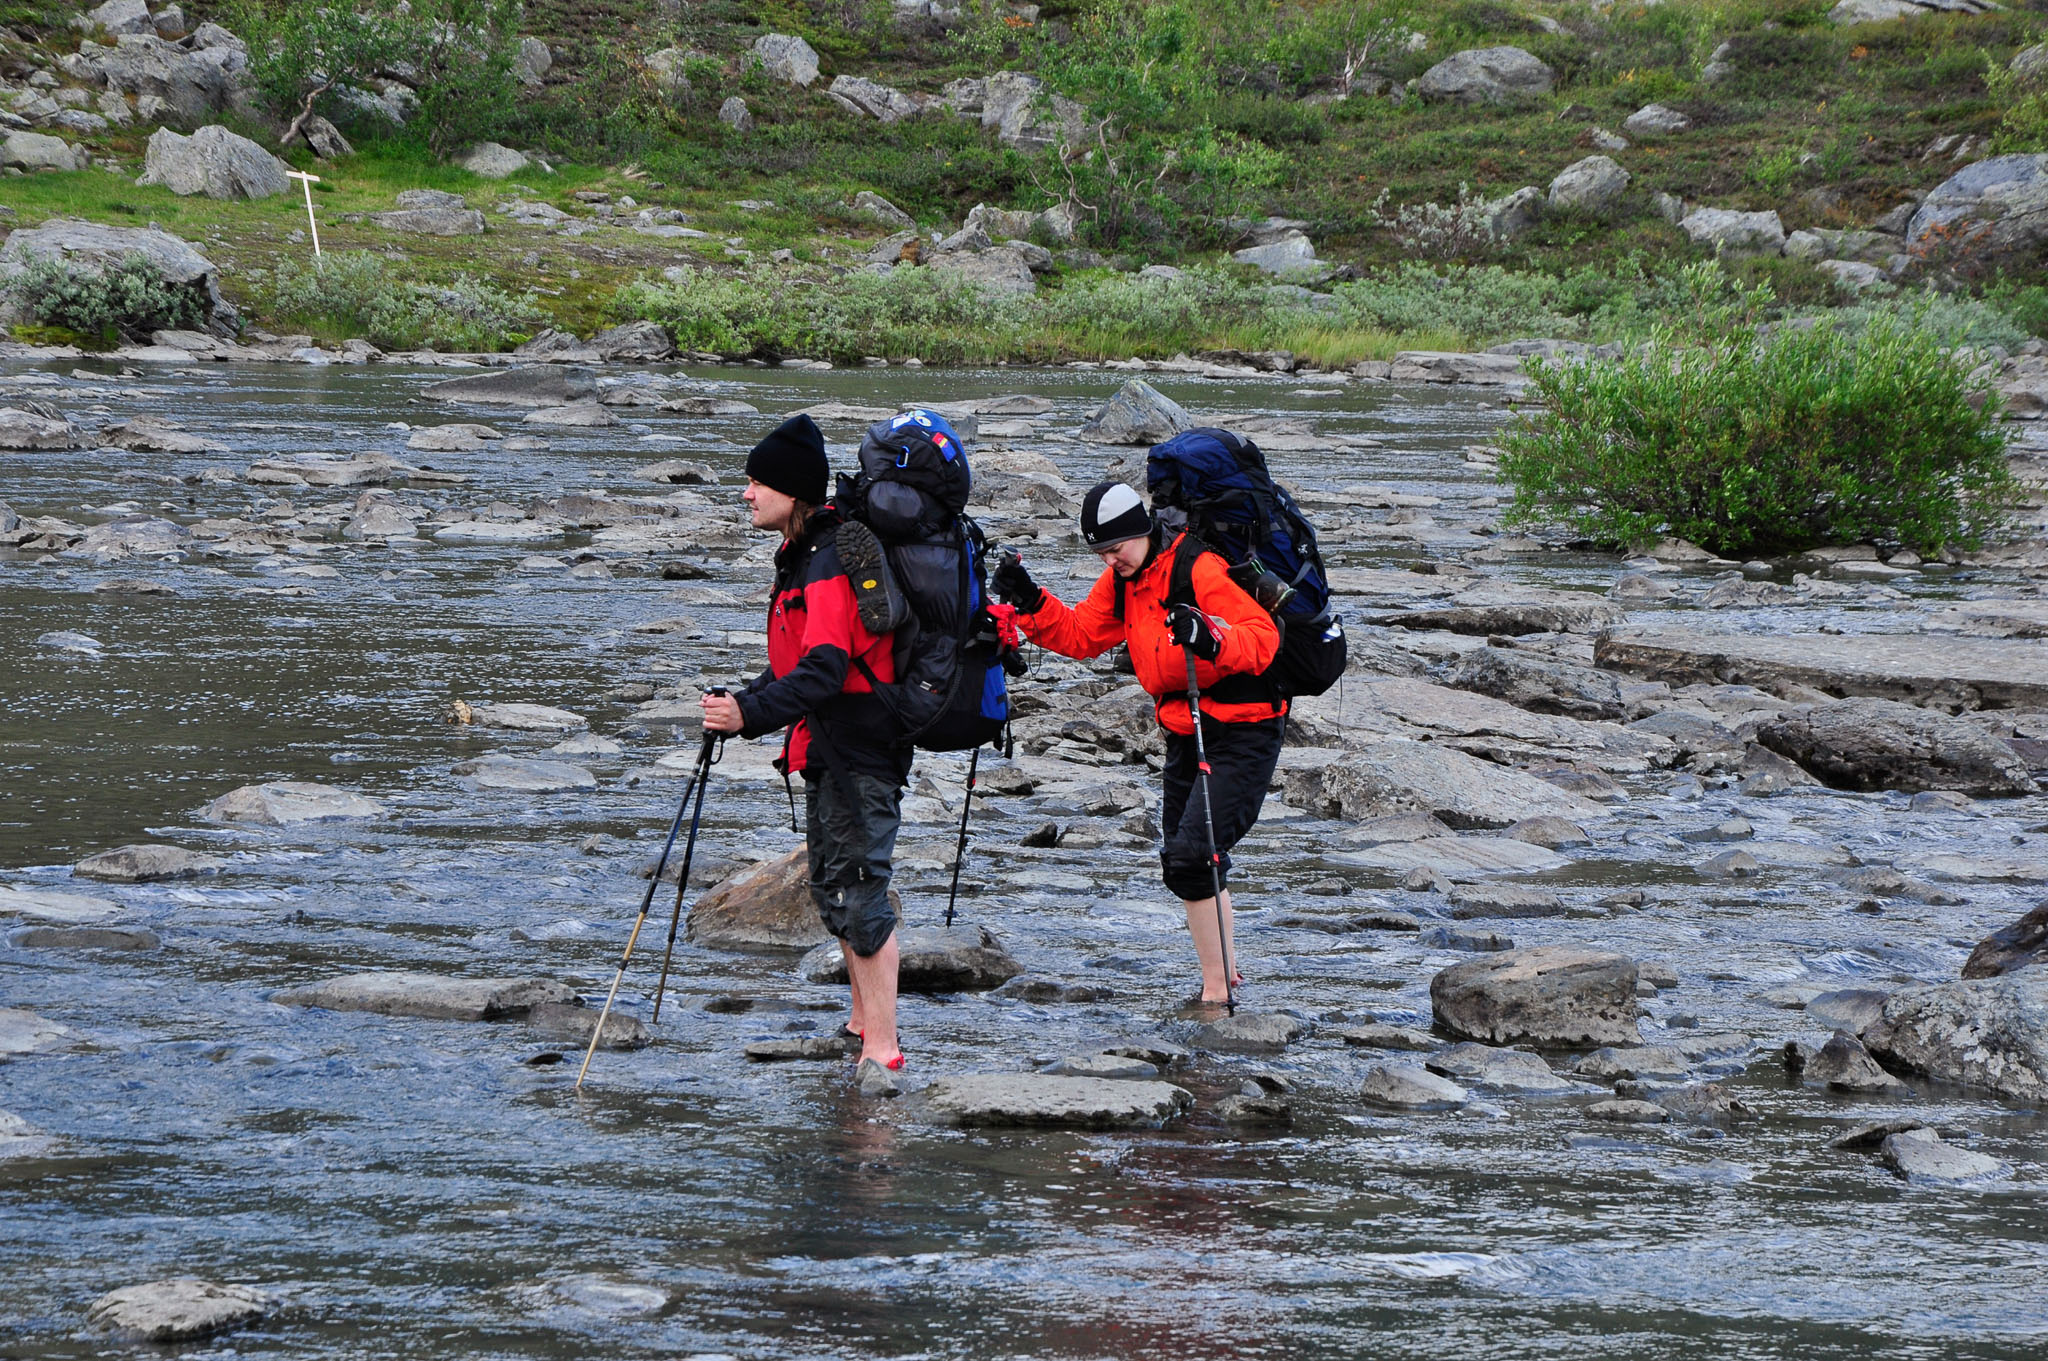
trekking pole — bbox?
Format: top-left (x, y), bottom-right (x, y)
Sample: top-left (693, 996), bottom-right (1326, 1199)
top-left (575, 742), bottom-right (713, 1091)
top-left (651, 715), bottom-right (725, 1023)
top-left (1182, 646), bottom-right (1237, 1016)
top-left (943, 745), bottom-right (980, 928)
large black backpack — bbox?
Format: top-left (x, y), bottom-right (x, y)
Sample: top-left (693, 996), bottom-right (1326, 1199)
top-left (835, 409), bottom-right (1013, 752)
top-left (1136, 426), bottom-right (1346, 699)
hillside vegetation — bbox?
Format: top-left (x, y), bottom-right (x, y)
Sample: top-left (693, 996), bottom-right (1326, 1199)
top-left (3, 0), bottom-right (2047, 358)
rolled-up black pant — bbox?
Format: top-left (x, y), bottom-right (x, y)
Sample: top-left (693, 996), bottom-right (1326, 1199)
top-left (803, 768), bottom-right (903, 958)
top-left (1158, 714), bottom-right (1284, 901)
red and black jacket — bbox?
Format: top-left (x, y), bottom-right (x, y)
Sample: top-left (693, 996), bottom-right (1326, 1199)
top-left (735, 507), bottom-right (905, 780)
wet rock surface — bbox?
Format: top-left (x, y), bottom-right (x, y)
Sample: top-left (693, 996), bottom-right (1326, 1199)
top-left (273, 972), bottom-right (577, 1021)
top-left (4, 361), bottom-right (2047, 1357)
top-left (922, 1074), bottom-right (1193, 1128)
top-left (1864, 973), bottom-right (2048, 1101)
top-left (87, 1279), bottom-right (270, 1343)
top-left (798, 925), bottom-right (1022, 992)
top-left (1431, 947), bottom-right (1642, 1047)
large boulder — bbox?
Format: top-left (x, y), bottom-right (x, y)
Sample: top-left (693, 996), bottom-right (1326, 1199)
top-left (1415, 47), bottom-right (1555, 105)
top-left (1282, 739), bottom-right (1604, 829)
top-left (0, 408), bottom-right (88, 450)
top-left (980, 70), bottom-right (1084, 151)
top-left (87, 1280), bottom-right (269, 1344)
top-left (799, 924), bottom-right (1021, 993)
top-left (1548, 155), bottom-right (1630, 213)
top-left (75, 33), bottom-right (244, 123)
top-left (201, 781), bottom-right (386, 824)
top-left (1757, 697), bottom-right (2038, 796)
top-left (1679, 207), bottom-right (1786, 254)
top-left (0, 217), bottom-right (230, 332)
top-left (515, 36), bottom-right (552, 88)
top-left (1906, 154), bottom-right (2048, 258)
top-left (923, 1074), bottom-right (1193, 1128)
top-left (1233, 232), bottom-right (1319, 276)
top-left (424, 366), bottom-right (596, 406)
top-left (273, 971), bottom-right (576, 1021)
top-left (458, 142), bottom-right (529, 178)
top-left (84, 0), bottom-right (155, 35)
top-left (137, 125), bottom-right (287, 200)
top-left (590, 320), bottom-right (675, 362)
top-left (1963, 902), bottom-right (2048, 979)
top-left (2, 131), bottom-right (87, 172)
top-left (1430, 945), bottom-right (1642, 1047)
top-left (829, 74), bottom-right (919, 123)
top-left (751, 33), bottom-right (819, 87)
top-left (1864, 972), bottom-right (2048, 1101)
top-left (926, 244), bottom-right (1039, 295)
top-left (1079, 378), bottom-right (1193, 444)
top-left (689, 847), bottom-right (834, 950)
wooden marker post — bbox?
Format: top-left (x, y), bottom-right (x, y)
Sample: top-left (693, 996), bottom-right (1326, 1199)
top-left (286, 170), bottom-right (323, 259)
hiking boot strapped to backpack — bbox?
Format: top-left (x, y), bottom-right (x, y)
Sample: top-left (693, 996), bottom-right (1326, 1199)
top-left (834, 409), bottom-right (1020, 753)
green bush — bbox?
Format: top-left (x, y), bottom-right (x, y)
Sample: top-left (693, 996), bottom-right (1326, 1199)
top-left (249, 252), bottom-right (548, 351)
top-left (1499, 312), bottom-right (2017, 558)
top-left (3, 253), bottom-right (207, 345)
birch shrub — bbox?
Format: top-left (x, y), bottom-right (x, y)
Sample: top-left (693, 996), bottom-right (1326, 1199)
top-left (1499, 312), bottom-right (2017, 558)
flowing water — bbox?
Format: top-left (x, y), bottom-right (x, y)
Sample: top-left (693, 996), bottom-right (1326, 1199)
top-left (2, 358), bottom-right (2043, 1359)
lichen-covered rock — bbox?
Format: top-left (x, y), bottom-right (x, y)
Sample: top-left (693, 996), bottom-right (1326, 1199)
top-left (1758, 697), bottom-right (2038, 796)
top-left (1415, 47), bottom-right (1554, 104)
top-left (1864, 972), bottom-right (2048, 1101)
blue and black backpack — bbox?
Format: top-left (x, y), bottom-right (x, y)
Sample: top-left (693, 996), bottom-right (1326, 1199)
top-left (835, 409), bottom-right (1018, 752)
top-left (1143, 426), bottom-right (1347, 700)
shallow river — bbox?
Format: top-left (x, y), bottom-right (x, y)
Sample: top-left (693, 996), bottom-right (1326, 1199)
top-left (2, 359), bottom-right (2043, 1359)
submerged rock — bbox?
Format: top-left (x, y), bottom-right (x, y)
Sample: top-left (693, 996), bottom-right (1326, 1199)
top-left (0, 884), bottom-right (123, 923)
top-left (1573, 1045), bottom-right (1693, 1082)
top-left (524, 1002), bottom-right (649, 1050)
top-left (0, 1007), bottom-right (88, 1055)
top-left (424, 367), bottom-right (596, 407)
top-left (1431, 946), bottom-right (1641, 1047)
top-left (72, 843), bottom-right (224, 882)
top-left (273, 972), bottom-right (576, 1021)
top-left (1425, 1042), bottom-right (1580, 1095)
top-left (1339, 1022), bottom-right (1439, 1051)
top-left (87, 1279), bottom-right (270, 1343)
top-left (451, 756), bottom-right (598, 793)
top-left (1864, 972), bottom-right (2048, 1101)
top-left (923, 1073), bottom-right (1193, 1128)
top-left (202, 781), bottom-right (386, 824)
top-left (798, 925), bottom-right (1021, 993)
top-left (1044, 1052), bottom-right (1160, 1079)
top-left (744, 1034), bottom-right (858, 1062)
top-left (11, 924), bottom-right (161, 950)
top-left (1194, 1011), bottom-right (1310, 1053)
top-left (1283, 739), bottom-right (1604, 829)
top-left (1586, 1098), bottom-right (1670, 1124)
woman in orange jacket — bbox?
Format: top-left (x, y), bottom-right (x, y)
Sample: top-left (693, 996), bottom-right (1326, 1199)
top-left (992, 481), bottom-right (1285, 1006)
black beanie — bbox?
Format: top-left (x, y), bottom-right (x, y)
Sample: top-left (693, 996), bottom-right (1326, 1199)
top-left (745, 414), bottom-right (829, 504)
top-left (1081, 480), bottom-right (1152, 549)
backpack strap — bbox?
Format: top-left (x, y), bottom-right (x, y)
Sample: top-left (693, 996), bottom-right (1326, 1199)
top-left (1172, 532), bottom-right (1284, 714)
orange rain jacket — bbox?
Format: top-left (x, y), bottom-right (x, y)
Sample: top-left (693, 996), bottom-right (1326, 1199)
top-left (1015, 531), bottom-right (1283, 736)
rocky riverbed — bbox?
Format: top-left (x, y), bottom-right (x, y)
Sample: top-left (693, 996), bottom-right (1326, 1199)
top-left (3, 355), bottom-right (2045, 1358)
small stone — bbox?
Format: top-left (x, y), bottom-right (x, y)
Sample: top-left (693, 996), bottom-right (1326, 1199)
top-left (1339, 1022), bottom-right (1439, 1051)
top-left (1215, 1091), bottom-right (1292, 1125)
top-left (1418, 925), bottom-right (1514, 952)
top-left (1700, 849), bottom-right (1761, 878)
top-left (1586, 1098), bottom-right (1670, 1124)
top-left (1044, 1052), bottom-right (1159, 1079)
top-left (10, 925), bottom-right (160, 950)
top-left (1879, 1129), bottom-right (2012, 1187)
top-left (73, 843), bottom-right (224, 882)
top-left (523, 1002), bottom-right (650, 1051)
top-left (1826, 1117), bottom-right (1931, 1151)
top-left (745, 1034), bottom-right (858, 1062)
top-left (1359, 1063), bottom-right (1469, 1110)
top-left (1194, 1011), bottom-right (1310, 1053)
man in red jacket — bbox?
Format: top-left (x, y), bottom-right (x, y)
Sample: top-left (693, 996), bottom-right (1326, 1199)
top-left (702, 414), bottom-right (909, 1087)
top-left (993, 482), bottom-right (1284, 1006)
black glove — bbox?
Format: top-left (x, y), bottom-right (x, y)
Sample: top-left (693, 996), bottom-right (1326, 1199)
top-left (992, 549), bottom-right (1046, 613)
top-left (1167, 603), bottom-right (1221, 661)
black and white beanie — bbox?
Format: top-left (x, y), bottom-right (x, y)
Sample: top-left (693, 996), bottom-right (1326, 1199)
top-left (1080, 481), bottom-right (1152, 550)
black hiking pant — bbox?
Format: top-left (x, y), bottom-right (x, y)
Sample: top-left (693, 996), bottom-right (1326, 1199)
top-left (803, 767), bottom-right (904, 958)
top-left (1158, 714), bottom-right (1284, 900)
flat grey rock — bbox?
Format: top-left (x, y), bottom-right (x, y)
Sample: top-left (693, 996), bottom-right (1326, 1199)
top-left (1419, 925), bottom-right (1515, 952)
top-left (72, 843), bottom-right (224, 882)
top-left (1194, 1011), bottom-right (1310, 1053)
top-left (1339, 1023), bottom-right (1440, 1051)
top-left (1044, 1053), bottom-right (1159, 1079)
top-left (0, 1109), bottom-right (53, 1158)
top-left (88, 1279), bottom-right (270, 1343)
top-left (1573, 1045), bottom-right (1693, 1082)
top-left (1807, 989), bottom-right (1892, 1036)
top-left (1284, 739), bottom-right (1603, 829)
top-left (1446, 884), bottom-right (1567, 919)
top-left (1360, 1062), bottom-right (1469, 1110)
top-left (462, 702), bottom-right (586, 732)
top-left (11, 925), bottom-right (160, 950)
top-left (924, 1073), bottom-right (1193, 1128)
top-left (451, 756), bottom-right (598, 793)
top-left (1338, 837), bottom-right (1568, 882)
top-left (1425, 1042), bottom-right (1579, 1094)
top-left (1597, 629), bottom-right (2048, 711)
top-left (424, 366), bottom-right (596, 407)
top-left (0, 1007), bottom-right (87, 1055)
top-left (523, 1002), bottom-right (649, 1051)
top-left (1656, 1081), bottom-right (1755, 1121)
top-left (1759, 697), bottom-right (2037, 796)
top-left (1880, 1129), bottom-right (2013, 1187)
top-left (273, 972), bottom-right (575, 1021)
top-left (799, 925), bottom-right (1021, 993)
top-left (994, 975), bottom-right (1116, 1003)
top-left (550, 1275), bottom-right (670, 1317)
top-left (744, 1034), bottom-right (858, 1061)
top-left (1587, 1098), bottom-right (1670, 1124)
top-left (0, 884), bottom-right (123, 923)
top-left (201, 781), bottom-right (386, 824)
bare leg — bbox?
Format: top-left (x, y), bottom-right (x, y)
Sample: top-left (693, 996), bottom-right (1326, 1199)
top-left (1182, 894), bottom-right (1236, 1004)
top-left (1221, 888), bottom-right (1241, 986)
top-left (843, 932), bottom-right (901, 1066)
top-left (840, 939), bottom-right (866, 1037)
